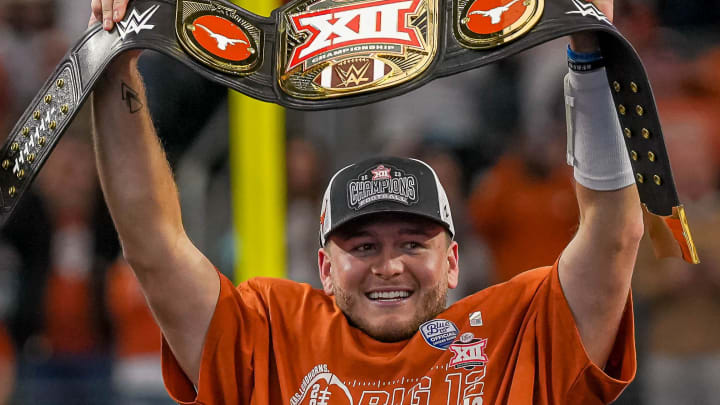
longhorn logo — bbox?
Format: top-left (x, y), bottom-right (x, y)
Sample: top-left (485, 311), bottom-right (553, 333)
top-left (453, 0), bottom-right (543, 49)
top-left (175, 2), bottom-right (261, 76)
top-left (195, 23), bottom-right (249, 50)
top-left (117, 5), bottom-right (160, 40)
top-left (467, 0), bottom-right (522, 24)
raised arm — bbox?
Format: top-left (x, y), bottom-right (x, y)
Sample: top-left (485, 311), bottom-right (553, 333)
top-left (560, 184), bottom-right (641, 368)
top-left (91, 48), bottom-right (219, 384)
top-left (559, 0), bottom-right (643, 369)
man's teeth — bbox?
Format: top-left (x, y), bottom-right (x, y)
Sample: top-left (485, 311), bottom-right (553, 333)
top-left (368, 291), bottom-right (410, 300)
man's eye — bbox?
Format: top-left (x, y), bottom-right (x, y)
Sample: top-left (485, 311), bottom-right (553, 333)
top-left (355, 243), bottom-right (375, 252)
top-left (404, 241), bottom-right (421, 249)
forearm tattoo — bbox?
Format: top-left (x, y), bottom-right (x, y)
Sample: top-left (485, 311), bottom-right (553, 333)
top-left (121, 81), bottom-right (144, 114)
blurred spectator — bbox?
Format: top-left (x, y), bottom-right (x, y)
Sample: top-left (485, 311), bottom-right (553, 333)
top-left (106, 257), bottom-right (174, 405)
top-left (285, 137), bottom-right (326, 288)
top-left (0, 192), bottom-right (51, 353)
top-left (175, 97), bottom-right (235, 276)
top-left (139, 52), bottom-right (227, 167)
top-left (633, 203), bottom-right (720, 405)
top-left (0, 219), bottom-right (20, 404)
top-left (370, 64), bottom-right (517, 175)
top-left (633, 71), bottom-right (720, 405)
top-left (613, 1), bottom-right (690, 98)
top-left (468, 122), bottom-right (579, 283)
top-left (54, 0), bottom-right (93, 40)
top-left (694, 46), bottom-right (720, 97)
top-left (11, 119), bottom-right (119, 404)
top-left (0, 0), bottom-right (68, 122)
top-left (515, 39), bottom-right (567, 142)
top-left (0, 324), bottom-right (14, 405)
top-left (0, 61), bottom-right (10, 135)
top-left (38, 137), bottom-right (106, 357)
top-left (690, 47), bottom-right (720, 166)
top-left (654, 0), bottom-right (720, 38)
top-left (415, 143), bottom-right (491, 301)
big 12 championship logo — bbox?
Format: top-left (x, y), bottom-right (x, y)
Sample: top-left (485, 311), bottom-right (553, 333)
top-left (453, 0), bottom-right (544, 49)
top-left (278, 0), bottom-right (438, 99)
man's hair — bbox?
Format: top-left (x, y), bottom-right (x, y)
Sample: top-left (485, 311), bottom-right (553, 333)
top-left (323, 212), bottom-right (453, 249)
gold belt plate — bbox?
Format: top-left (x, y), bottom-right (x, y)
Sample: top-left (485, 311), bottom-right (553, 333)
top-left (176, 0), bottom-right (263, 76)
top-left (454, 0), bottom-right (544, 49)
top-left (278, 0), bottom-right (439, 99)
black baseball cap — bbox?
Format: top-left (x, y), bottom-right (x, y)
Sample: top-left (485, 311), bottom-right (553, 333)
top-left (319, 157), bottom-right (455, 246)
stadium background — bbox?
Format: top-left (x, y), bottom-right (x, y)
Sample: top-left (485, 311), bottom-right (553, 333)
top-left (0, 0), bottom-right (718, 403)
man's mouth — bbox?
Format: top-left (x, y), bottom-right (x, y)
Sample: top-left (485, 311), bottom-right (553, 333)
top-left (366, 290), bottom-right (412, 302)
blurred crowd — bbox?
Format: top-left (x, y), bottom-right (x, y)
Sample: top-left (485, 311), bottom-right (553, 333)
top-left (0, 0), bottom-right (718, 403)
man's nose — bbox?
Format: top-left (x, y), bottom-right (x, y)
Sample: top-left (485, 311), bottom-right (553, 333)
top-left (371, 251), bottom-right (404, 278)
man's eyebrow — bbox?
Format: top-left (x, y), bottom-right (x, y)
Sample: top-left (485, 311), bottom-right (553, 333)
top-left (336, 229), bottom-right (373, 239)
top-left (398, 227), bottom-right (434, 237)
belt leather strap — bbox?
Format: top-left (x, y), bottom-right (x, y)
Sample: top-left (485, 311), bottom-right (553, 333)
top-left (0, 0), bottom-right (699, 263)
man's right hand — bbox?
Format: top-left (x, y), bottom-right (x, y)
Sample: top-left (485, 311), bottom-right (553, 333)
top-left (89, 0), bottom-right (130, 30)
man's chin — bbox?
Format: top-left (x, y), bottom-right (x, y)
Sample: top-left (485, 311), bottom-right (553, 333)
top-left (360, 320), bottom-right (419, 342)
top-left (332, 281), bottom-right (449, 342)
top-left (350, 311), bottom-right (427, 342)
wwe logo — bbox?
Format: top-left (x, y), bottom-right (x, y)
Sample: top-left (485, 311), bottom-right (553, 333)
top-left (117, 5), bottom-right (160, 40)
top-left (338, 63), bottom-right (370, 87)
top-left (565, 0), bottom-right (609, 23)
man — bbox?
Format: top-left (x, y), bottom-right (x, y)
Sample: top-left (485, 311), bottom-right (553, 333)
top-left (90, 0), bottom-right (641, 403)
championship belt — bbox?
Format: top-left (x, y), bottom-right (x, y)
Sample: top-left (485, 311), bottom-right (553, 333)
top-left (0, 0), bottom-right (699, 263)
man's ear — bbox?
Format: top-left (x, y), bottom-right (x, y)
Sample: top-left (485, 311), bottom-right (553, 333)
top-left (318, 247), bottom-right (334, 295)
top-left (447, 241), bottom-right (459, 289)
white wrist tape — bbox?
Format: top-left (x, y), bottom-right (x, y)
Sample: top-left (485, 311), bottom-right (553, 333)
top-left (565, 68), bottom-right (635, 191)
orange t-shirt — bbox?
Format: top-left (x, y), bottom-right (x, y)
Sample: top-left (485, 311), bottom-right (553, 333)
top-left (162, 263), bottom-right (635, 405)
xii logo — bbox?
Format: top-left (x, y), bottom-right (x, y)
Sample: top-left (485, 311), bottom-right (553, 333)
top-left (449, 337), bottom-right (488, 370)
top-left (286, 0), bottom-right (424, 71)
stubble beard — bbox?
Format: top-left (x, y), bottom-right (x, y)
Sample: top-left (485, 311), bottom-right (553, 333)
top-left (332, 274), bottom-right (449, 342)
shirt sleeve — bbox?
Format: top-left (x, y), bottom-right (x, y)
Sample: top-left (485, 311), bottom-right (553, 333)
top-left (161, 272), bottom-right (272, 405)
top-left (544, 262), bottom-right (636, 404)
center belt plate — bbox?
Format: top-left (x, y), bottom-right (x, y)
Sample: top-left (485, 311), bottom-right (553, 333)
top-left (277, 0), bottom-right (439, 99)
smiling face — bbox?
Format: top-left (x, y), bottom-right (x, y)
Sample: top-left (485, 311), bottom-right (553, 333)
top-left (318, 214), bottom-right (459, 342)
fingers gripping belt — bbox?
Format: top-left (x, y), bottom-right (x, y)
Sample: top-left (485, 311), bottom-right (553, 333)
top-left (0, 0), bottom-right (698, 263)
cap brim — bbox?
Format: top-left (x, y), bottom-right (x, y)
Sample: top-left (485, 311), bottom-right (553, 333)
top-left (322, 206), bottom-right (454, 244)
